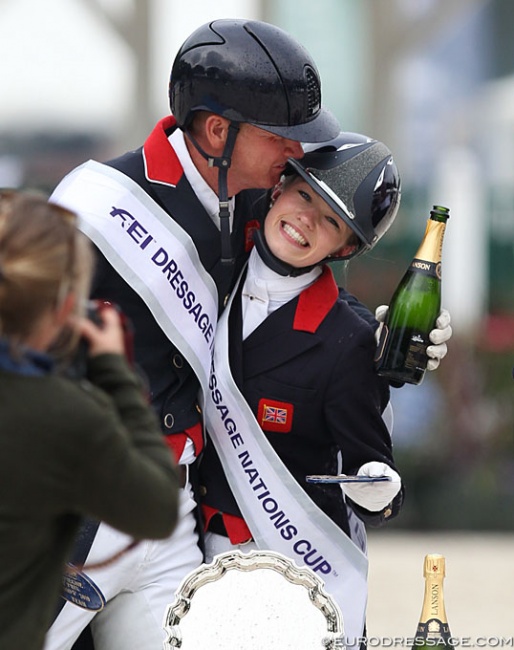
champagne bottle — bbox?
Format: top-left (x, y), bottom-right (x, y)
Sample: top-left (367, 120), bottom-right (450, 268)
top-left (375, 205), bottom-right (450, 385)
top-left (412, 554), bottom-right (452, 649)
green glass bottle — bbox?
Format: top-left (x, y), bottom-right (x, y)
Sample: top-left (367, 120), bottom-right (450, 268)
top-left (412, 554), bottom-right (452, 649)
top-left (376, 205), bottom-right (450, 385)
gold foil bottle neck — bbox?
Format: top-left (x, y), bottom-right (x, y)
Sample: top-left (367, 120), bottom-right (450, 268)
top-left (424, 554), bottom-right (446, 578)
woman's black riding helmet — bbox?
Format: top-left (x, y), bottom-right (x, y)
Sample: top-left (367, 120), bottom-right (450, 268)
top-left (253, 132), bottom-right (402, 276)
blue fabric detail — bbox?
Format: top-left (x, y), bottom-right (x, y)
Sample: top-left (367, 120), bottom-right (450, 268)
top-left (0, 338), bottom-right (54, 376)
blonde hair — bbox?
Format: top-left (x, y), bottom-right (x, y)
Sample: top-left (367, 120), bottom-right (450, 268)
top-left (0, 190), bottom-right (93, 350)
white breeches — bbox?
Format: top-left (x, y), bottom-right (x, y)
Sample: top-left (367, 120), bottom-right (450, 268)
top-left (44, 486), bottom-right (202, 650)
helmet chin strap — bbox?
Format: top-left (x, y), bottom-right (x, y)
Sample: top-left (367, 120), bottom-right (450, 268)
top-left (184, 122), bottom-right (240, 266)
top-left (252, 228), bottom-right (319, 277)
top-left (252, 226), bottom-right (355, 277)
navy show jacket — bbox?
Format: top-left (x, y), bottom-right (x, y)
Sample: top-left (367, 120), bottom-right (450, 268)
top-left (200, 266), bottom-right (404, 537)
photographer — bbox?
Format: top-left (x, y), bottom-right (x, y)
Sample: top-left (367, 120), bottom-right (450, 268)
top-left (0, 190), bottom-right (180, 650)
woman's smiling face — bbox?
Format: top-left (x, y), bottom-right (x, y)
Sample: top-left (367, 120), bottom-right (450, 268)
top-left (263, 177), bottom-right (356, 268)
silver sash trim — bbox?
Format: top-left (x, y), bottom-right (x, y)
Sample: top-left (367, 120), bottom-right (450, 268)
top-left (205, 278), bottom-right (368, 646)
top-left (51, 160), bottom-right (218, 396)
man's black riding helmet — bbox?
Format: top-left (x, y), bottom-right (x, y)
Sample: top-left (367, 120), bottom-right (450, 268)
top-left (169, 19), bottom-right (340, 143)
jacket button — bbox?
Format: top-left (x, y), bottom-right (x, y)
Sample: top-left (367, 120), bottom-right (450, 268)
top-left (383, 507), bottom-right (393, 518)
top-left (196, 403), bottom-right (202, 414)
top-left (172, 354), bottom-right (184, 369)
top-left (223, 294), bottom-right (229, 307)
top-left (164, 413), bottom-right (175, 429)
top-left (199, 485), bottom-right (207, 496)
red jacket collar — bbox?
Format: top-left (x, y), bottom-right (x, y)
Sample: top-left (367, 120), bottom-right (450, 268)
top-left (293, 266), bottom-right (339, 333)
top-left (142, 116), bottom-right (184, 186)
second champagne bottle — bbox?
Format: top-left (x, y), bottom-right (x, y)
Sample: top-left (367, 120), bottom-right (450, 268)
top-left (411, 554), bottom-right (452, 649)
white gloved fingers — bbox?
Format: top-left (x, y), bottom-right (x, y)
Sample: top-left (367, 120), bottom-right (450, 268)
top-left (374, 305), bottom-right (388, 344)
top-left (341, 479), bottom-right (400, 512)
top-left (426, 356), bottom-right (440, 371)
top-left (374, 321), bottom-right (384, 346)
top-left (429, 309), bottom-right (452, 345)
top-left (374, 305), bottom-right (389, 323)
top-left (359, 461), bottom-right (401, 481)
top-left (426, 342), bottom-right (447, 371)
top-left (429, 323), bottom-right (452, 346)
top-left (435, 308), bottom-right (451, 331)
top-left (340, 462), bottom-right (401, 512)
top-left (426, 308), bottom-right (451, 371)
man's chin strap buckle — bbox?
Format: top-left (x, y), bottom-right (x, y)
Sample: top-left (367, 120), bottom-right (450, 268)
top-left (208, 157), bottom-right (230, 169)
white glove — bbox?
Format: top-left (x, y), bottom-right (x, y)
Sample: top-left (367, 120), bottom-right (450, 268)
top-left (375, 306), bottom-right (452, 371)
top-left (426, 308), bottom-right (452, 370)
top-left (340, 462), bottom-right (401, 512)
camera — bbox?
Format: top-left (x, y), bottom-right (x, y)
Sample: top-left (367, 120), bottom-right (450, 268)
top-left (69, 300), bottom-right (135, 378)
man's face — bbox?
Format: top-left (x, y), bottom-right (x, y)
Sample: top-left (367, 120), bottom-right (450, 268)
top-left (228, 124), bottom-right (304, 195)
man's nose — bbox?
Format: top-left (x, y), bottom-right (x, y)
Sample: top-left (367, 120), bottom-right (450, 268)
top-left (284, 139), bottom-right (305, 159)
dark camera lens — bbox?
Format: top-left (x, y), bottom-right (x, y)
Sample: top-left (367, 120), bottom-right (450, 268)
top-left (66, 301), bottom-right (135, 378)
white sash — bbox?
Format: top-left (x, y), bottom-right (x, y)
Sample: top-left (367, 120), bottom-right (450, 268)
top-left (205, 281), bottom-right (368, 648)
top-left (51, 160), bottom-right (218, 396)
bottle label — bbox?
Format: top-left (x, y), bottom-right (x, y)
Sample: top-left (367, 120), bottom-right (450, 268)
top-left (409, 258), bottom-right (442, 280)
top-left (375, 324), bottom-right (429, 384)
top-left (414, 619), bottom-right (452, 645)
top-left (404, 329), bottom-right (430, 370)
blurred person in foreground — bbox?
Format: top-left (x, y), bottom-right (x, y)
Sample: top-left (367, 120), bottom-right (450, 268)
top-left (0, 191), bottom-right (180, 650)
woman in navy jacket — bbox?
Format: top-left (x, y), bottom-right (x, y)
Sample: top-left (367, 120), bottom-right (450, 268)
top-left (200, 134), bottom-right (407, 643)
top-left (201, 132), bottom-right (404, 549)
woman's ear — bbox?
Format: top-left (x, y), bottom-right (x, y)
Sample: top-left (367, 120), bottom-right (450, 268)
top-left (332, 243), bottom-right (358, 259)
top-left (270, 181), bottom-right (284, 206)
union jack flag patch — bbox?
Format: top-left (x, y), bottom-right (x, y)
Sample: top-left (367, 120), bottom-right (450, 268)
top-left (257, 398), bottom-right (293, 433)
